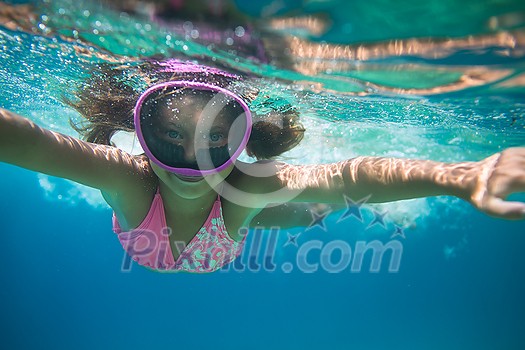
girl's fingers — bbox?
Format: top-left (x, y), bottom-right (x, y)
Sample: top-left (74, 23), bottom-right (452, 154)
top-left (484, 196), bottom-right (525, 220)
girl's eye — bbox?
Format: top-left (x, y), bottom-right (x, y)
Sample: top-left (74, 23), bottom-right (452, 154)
top-left (167, 130), bottom-right (182, 139)
top-left (209, 133), bottom-right (224, 142)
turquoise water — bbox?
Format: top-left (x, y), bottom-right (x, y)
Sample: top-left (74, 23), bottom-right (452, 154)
top-left (1, 0), bottom-right (525, 349)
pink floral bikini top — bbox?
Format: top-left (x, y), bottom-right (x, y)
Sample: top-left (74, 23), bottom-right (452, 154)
top-left (112, 189), bottom-right (246, 273)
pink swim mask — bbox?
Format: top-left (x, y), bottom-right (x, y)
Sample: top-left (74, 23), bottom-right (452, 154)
top-left (134, 81), bottom-right (252, 176)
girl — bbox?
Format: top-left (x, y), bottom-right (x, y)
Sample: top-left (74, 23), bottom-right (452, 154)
top-left (1, 59), bottom-right (524, 273)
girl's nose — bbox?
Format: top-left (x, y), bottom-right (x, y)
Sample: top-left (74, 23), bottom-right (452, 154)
top-left (182, 141), bottom-right (196, 162)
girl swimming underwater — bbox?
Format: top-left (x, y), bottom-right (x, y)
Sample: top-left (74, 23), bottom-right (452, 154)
top-left (1, 58), bottom-right (524, 273)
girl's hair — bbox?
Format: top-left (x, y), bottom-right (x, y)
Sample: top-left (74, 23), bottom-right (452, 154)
top-left (64, 60), bottom-right (304, 159)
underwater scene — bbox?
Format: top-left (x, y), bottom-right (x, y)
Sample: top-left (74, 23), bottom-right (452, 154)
top-left (1, 0), bottom-right (525, 348)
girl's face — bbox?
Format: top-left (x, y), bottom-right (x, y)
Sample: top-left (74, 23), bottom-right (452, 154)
top-left (139, 88), bottom-right (248, 177)
top-left (150, 161), bottom-right (234, 199)
top-left (152, 93), bottom-right (233, 163)
top-left (145, 91), bottom-right (240, 199)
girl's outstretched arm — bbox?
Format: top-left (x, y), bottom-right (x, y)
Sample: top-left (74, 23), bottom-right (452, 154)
top-left (0, 108), bottom-right (152, 192)
top-left (234, 147), bottom-right (525, 220)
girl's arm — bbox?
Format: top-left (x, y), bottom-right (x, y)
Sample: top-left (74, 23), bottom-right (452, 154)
top-left (234, 147), bottom-right (525, 220)
top-left (0, 108), bottom-right (151, 192)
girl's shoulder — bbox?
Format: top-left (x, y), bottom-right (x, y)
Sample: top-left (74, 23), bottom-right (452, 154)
top-left (228, 159), bottom-right (284, 184)
top-left (102, 163), bottom-right (158, 231)
top-left (221, 160), bottom-right (285, 208)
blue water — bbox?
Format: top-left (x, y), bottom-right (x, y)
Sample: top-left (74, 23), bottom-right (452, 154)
top-left (1, 0), bottom-right (525, 349)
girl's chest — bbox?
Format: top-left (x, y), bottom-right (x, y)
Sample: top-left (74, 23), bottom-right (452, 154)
top-left (163, 203), bottom-right (248, 261)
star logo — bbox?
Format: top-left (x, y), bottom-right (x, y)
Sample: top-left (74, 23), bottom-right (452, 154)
top-left (367, 210), bottom-right (388, 229)
top-left (337, 194), bottom-right (370, 223)
top-left (284, 232), bottom-right (300, 247)
top-left (307, 209), bottom-right (330, 232)
top-left (390, 225), bottom-right (406, 239)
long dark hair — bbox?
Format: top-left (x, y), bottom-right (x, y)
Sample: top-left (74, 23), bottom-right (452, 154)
top-left (64, 60), bottom-right (305, 159)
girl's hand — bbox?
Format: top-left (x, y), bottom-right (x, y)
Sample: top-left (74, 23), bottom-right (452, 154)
top-left (470, 147), bottom-right (525, 220)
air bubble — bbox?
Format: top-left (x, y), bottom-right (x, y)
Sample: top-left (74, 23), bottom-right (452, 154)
top-left (234, 26), bottom-right (245, 37)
